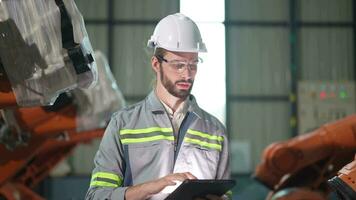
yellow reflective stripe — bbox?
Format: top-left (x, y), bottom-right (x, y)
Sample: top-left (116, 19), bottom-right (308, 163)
top-left (90, 180), bottom-right (118, 187)
top-left (91, 172), bottom-right (120, 182)
top-left (121, 135), bottom-right (174, 144)
top-left (187, 129), bottom-right (224, 142)
top-left (120, 127), bottom-right (173, 135)
top-left (90, 172), bottom-right (122, 187)
top-left (184, 137), bottom-right (222, 151)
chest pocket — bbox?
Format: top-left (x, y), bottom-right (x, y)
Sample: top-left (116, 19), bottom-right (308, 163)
top-left (181, 129), bottom-right (223, 178)
top-left (120, 126), bottom-right (174, 159)
top-left (119, 127), bottom-right (174, 183)
top-left (127, 142), bottom-right (161, 169)
top-left (195, 144), bottom-right (220, 164)
top-left (180, 143), bottom-right (220, 179)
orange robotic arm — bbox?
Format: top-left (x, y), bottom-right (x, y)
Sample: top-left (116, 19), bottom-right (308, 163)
top-left (0, 95), bottom-right (105, 200)
top-left (254, 115), bottom-right (356, 199)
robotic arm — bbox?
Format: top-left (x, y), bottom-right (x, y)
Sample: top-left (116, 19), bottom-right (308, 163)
top-left (0, 0), bottom-right (126, 199)
top-left (254, 115), bottom-right (356, 200)
top-left (0, 51), bottom-right (125, 200)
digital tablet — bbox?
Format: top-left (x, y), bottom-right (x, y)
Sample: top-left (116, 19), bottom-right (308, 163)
top-left (164, 179), bottom-right (236, 200)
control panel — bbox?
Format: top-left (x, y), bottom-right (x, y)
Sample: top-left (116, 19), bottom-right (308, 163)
top-left (298, 81), bottom-right (356, 134)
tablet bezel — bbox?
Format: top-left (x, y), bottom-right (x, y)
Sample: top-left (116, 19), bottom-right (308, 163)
top-left (164, 179), bottom-right (236, 200)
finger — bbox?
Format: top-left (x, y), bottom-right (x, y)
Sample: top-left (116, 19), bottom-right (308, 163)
top-left (164, 173), bottom-right (186, 182)
top-left (162, 178), bottom-right (177, 186)
top-left (156, 177), bottom-right (176, 187)
top-left (172, 173), bottom-right (191, 181)
top-left (166, 172), bottom-right (196, 182)
top-left (184, 172), bottom-right (197, 179)
top-left (165, 180), bottom-right (177, 186)
top-left (170, 174), bottom-right (187, 182)
top-left (172, 172), bottom-right (193, 180)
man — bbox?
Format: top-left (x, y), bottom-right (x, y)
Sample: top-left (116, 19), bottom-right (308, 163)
top-left (85, 13), bottom-right (231, 200)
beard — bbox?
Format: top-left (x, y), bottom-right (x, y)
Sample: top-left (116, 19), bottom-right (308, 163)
top-left (159, 65), bottom-right (194, 99)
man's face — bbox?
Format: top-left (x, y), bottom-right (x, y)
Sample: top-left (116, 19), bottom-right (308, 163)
top-left (158, 51), bottom-right (198, 99)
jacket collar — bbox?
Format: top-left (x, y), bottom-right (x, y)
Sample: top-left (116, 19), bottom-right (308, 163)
top-left (147, 90), bottom-right (203, 119)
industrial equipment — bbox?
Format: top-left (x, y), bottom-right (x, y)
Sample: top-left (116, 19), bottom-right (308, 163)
top-left (0, 1), bottom-right (125, 199)
top-left (254, 115), bottom-right (356, 200)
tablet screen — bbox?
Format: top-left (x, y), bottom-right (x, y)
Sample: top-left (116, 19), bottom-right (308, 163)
top-left (164, 179), bottom-right (236, 200)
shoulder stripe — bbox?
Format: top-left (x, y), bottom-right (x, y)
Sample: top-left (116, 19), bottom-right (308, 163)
top-left (90, 172), bottom-right (123, 188)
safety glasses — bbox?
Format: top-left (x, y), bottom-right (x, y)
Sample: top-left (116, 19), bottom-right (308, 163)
top-left (156, 55), bottom-right (203, 74)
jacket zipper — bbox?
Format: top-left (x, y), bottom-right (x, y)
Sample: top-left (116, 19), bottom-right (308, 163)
top-left (163, 111), bottom-right (177, 153)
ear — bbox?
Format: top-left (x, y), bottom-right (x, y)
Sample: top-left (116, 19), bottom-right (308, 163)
top-left (151, 56), bottom-right (160, 73)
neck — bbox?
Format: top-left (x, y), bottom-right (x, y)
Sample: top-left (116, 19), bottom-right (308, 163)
top-left (155, 83), bottom-right (186, 112)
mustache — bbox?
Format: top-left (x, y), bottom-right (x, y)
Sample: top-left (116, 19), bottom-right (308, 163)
top-left (175, 79), bottom-right (193, 84)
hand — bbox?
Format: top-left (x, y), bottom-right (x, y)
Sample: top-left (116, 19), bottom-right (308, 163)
top-left (125, 172), bottom-right (196, 200)
top-left (195, 194), bottom-right (224, 200)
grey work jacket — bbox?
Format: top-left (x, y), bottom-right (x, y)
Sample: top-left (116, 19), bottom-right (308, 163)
top-left (85, 91), bottom-right (231, 200)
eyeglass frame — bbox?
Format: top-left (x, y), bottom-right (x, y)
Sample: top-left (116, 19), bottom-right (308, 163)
top-left (156, 55), bottom-right (203, 73)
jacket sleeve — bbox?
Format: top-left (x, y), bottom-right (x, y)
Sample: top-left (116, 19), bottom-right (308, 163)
top-left (216, 127), bottom-right (232, 200)
top-left (85, 113), bottom-right (128, 200)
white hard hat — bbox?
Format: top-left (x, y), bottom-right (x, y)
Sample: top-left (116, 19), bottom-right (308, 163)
top-left (147, 13), bottom-right (207, 53)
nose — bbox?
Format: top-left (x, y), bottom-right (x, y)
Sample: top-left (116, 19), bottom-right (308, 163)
top-left (180, 65), bottom-right (193, 79)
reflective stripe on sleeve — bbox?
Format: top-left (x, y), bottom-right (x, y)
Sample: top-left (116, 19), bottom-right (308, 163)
top-left (90, 172), bottom-right (123, 188)
top-left (90, 180), bottom-right (118, 187)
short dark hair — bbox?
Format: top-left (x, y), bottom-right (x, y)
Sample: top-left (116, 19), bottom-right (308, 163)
top-left (154, 48), bottom-right (167, 63)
